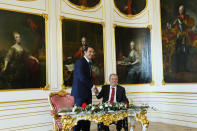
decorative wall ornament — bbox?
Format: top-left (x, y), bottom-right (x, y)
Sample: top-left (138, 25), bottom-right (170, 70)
top-left (67, 0), bottom-right (100, 9)
top-left (114, 0), bottom-right (147, 17)
top-left (17, 0), bottom-right (37, 1)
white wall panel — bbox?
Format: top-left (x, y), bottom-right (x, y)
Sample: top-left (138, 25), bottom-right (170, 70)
top-left (0, 98), bottom-right (52, 130)
top-left (126, 92), bottom-right (197, 128)
top-left (0, 0), bottom-right (197, 130)
top-left (0, 0), bottom-right (46, 12)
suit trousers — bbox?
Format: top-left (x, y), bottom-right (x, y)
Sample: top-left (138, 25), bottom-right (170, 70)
top-left (73, 97), bottom-right (92, 131)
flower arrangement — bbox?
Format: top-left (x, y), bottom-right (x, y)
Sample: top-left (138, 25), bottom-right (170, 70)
top-left (72, 102), bottom-right (150, 114)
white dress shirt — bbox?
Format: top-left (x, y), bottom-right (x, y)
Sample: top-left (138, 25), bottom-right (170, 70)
top-left (84, 56), bottom-right (90, 63)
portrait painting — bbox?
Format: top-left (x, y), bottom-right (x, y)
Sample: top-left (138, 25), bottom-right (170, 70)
top-left (0, 9), bottom-right (46, 89)
top-left (161, 0), bottom-right (197, 83)
top-left (114, 0), bottom-right (146, 15)
top-left (115, 27), bottom-right (152, 84)
top-left (68, 0), bottom-right (100, 8)
top-left (62, 19), bottom-right (104, 86)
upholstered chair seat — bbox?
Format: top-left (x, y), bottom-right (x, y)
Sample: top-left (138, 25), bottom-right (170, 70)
top-left (49, 90), bottom-right (74, 131)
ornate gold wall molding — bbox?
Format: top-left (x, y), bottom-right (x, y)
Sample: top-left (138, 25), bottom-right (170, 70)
top-left (60, 17), bottom-right (106, 89)
top-left (127, 96), bottom-right (197, 101)
top-left (0, 98), bottom-right (47, 104)
top-left (62, 0), bottom-right (102, 12)
top-left (113, 0), bottom-right (148, 18)
top-left (0, 105), bottom-right (49, 112)
top-left (16, 0), bottom-right (37, 1)
top-left (133, 101), bottom-right (197, 107)
top-left (150, 116), bottom-right (197, 124)
top-left (150, 110), bottom-right (197, 119)
top-left (0, 101), bottom-right (48, 108)
top-left (162, 80), bottom-right (197, 85)
top-left (127, 92), bottom-right (197, 94)
top-left (0, 110), bottom-right (49, 120)
top-left (113, 25), bottom-right (153, 86)
top-left (0, 122), bottom-right (52, 131)
top-left (0, 0), bottom-right (46, 11)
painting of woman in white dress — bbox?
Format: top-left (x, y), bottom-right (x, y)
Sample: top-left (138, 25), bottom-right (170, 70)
top-left (116, 27), bottom-right (152, 84)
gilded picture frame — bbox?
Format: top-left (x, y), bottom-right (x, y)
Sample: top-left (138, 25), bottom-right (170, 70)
top-left (114, 0), bottom-right (147, 17)
top-left (161, 0), bottom-right (197, 83)
top-left (67, 0), bottom-right (101, 9)
top-left (0, 9), bottom-right (46, 90)
top-left (115, 27), bottom-right (152, 84)
top-left (62, 19), bottom-right (104, 87)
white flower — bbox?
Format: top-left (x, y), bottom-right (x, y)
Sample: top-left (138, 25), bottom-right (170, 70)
top-left (72, 105), bottom-right (77, 112)
top-left (91, 106), bottom-right (95, 110)
top-left (129, 99), bottom-right (133, 104)
top-left (99, 105), bottom-right (103, 109)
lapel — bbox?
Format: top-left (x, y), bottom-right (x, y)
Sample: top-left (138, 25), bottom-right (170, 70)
top-left (82, 57), bottom-right (91, 74)
top-left (106, 85), bottom-right (110, 100)
top-left (116, 85), bottom-right (120, 101)
top-left (82, 57), bottom-right (88, 66)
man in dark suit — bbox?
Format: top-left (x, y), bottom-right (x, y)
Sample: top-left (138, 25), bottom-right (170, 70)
top-left (71, 45), bottom-right (95, 131)
top-left (93, 74), bottom-right (129, 131)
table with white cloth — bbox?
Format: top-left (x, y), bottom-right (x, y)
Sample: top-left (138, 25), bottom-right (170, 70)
top-left (59, 108), bottom-right (149, 131)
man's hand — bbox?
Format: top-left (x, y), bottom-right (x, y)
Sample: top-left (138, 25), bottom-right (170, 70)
top-left (93, 86), bottom-right (99, 94)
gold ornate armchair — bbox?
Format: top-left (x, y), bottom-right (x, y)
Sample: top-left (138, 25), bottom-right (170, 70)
top-left (49, 90), bottom-right (74, 131)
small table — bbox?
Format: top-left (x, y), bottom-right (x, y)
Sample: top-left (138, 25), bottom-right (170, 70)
top-left (59, 109), bottom-right (149, 131)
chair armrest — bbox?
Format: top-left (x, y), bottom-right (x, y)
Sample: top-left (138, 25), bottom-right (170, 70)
top-left (50, 110), bottom-right (60, 119)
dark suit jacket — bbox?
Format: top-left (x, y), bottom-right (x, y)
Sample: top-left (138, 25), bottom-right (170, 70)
top-left (96, 85), bottom-right (128, 103)
top-left (71, 57), bottom-right (93, 100)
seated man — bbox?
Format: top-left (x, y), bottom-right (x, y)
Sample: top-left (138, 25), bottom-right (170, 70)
top-left (93, 73), bottom-right (129, 131)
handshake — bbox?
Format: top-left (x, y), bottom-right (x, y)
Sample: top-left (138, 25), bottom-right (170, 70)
top-left (92, 85), bottom-right (99, 94)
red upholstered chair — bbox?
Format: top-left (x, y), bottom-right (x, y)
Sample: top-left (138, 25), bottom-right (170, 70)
top-left (49, 90), bottom-right (74, 131)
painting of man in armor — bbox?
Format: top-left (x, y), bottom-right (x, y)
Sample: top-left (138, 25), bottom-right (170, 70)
top-left (161, 0), bottom-right (197, 83)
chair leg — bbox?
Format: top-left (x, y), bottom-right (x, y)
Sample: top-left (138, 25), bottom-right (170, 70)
top-left (54, 123), bottom-right (58, 131)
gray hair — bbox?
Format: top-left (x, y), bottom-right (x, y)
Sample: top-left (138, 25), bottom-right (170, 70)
top-left (109, 73), bottom-right (118, 80)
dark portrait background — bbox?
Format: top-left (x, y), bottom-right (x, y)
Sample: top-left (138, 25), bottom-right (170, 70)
top-left (114, 0), bottom-right (146, 15)
top-left (68, 0), bottom-right (100, 8)
top-left (115, 27), bottom-right (152, 84)
top-left (62, 19), bottom-right (104, 86)
top-left (0, 9), bottom-right (46, 89)
top-left (161, 0), bottom-right (197, 83)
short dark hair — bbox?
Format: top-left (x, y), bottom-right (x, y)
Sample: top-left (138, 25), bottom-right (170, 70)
top-left (83, 45), bottom-right (94, 52)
